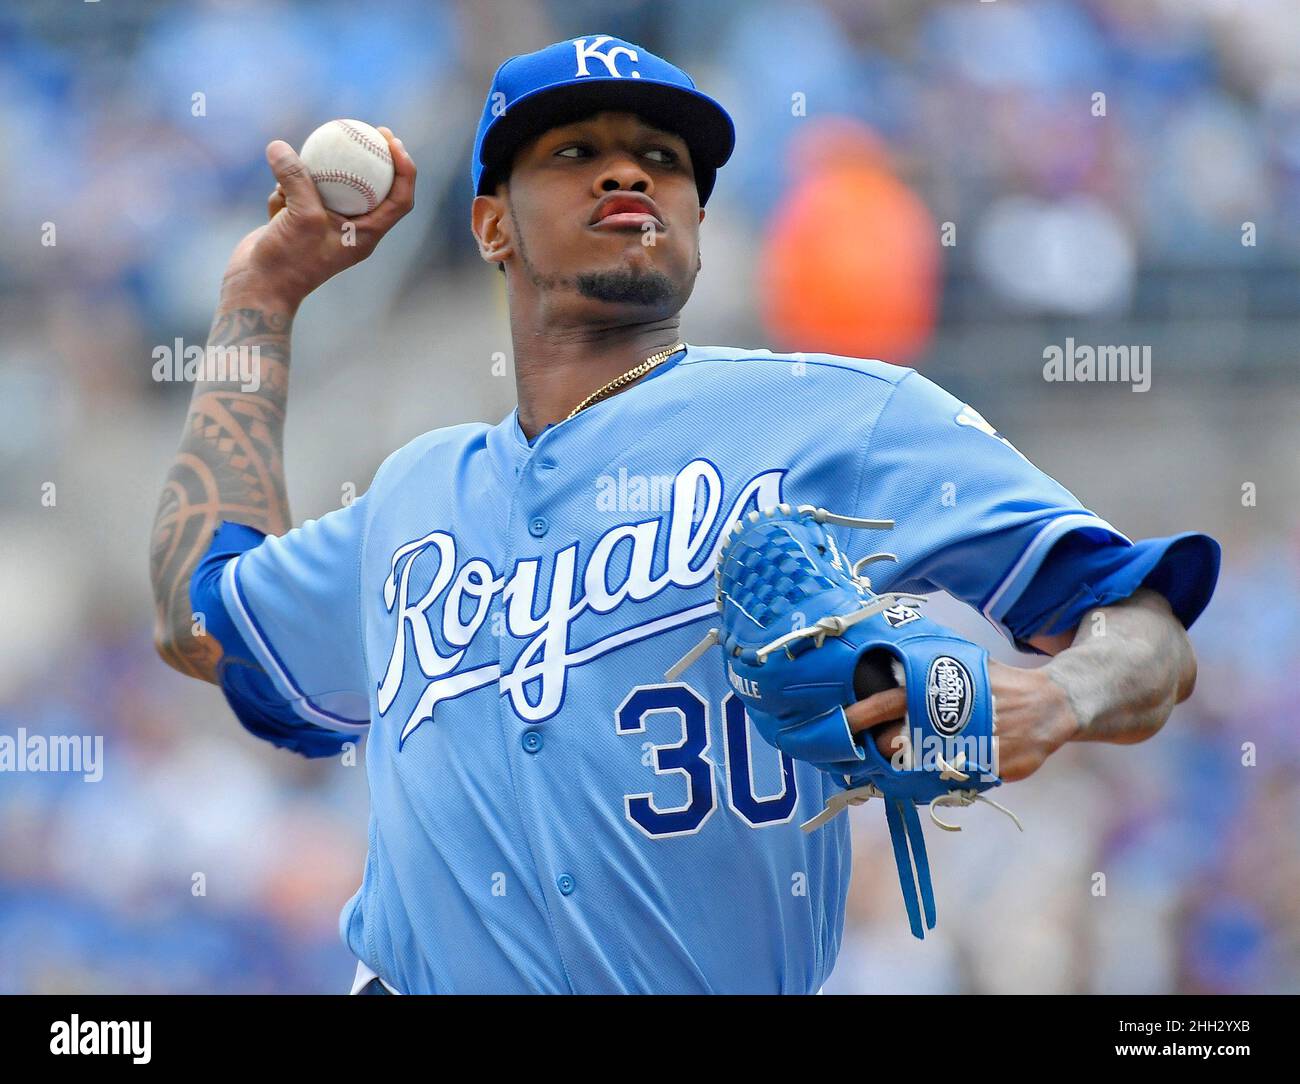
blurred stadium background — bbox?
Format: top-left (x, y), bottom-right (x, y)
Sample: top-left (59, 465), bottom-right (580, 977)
top-left (1, 0), bottom-right (1297, 993)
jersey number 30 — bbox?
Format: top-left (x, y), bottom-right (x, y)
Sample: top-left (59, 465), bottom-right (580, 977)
top-left (615, 684), bottom-right (798, 838)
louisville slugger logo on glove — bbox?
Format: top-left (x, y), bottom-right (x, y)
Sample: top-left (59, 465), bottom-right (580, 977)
top-left (667, 503), bottom-right (1022, 940)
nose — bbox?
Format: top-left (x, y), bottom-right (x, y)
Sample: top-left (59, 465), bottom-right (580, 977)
top-left (592, 151), bottom-right (653, 197)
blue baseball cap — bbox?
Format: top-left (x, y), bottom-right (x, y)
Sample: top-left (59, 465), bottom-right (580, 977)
top-left (472, 35), bottom-right (735, 205)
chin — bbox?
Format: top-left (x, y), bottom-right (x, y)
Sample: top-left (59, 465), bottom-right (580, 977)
top-left (574, 261), bottom-right (685, 309)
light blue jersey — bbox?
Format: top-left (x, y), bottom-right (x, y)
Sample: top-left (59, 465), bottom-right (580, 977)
top-left (206, 346), bottom-right (1218, 993)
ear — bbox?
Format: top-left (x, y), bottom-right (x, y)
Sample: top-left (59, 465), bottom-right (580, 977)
top-left (471, 193), bottom-right (513, 268)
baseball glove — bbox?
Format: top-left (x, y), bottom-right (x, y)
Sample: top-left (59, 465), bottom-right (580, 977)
top-left (667, 503), bottom-right (1021, 939)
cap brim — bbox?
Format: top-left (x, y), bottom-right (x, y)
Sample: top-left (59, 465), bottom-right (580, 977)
top-left (478, 77), bottom-right (735, 203)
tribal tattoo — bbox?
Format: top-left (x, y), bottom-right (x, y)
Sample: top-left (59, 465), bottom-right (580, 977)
top-left (149, 307), bottom-right (293, 681)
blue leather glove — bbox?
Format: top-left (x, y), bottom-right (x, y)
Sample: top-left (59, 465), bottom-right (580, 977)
top-left (668, 503), bottom-right (1021, 939)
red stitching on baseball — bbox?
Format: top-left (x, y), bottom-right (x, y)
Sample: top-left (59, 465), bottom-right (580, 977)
top-left (310, 169), bottom-right (379, 211)
top-left (337, 120), bottom-right (393, 165)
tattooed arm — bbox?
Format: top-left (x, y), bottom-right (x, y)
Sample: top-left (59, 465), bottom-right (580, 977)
top-left (964, 589), bottom-right (1199, 781)
top-left (1038, 588), bottom-right (1199, 745)
top-left (149, 305), bottom-right (293, 679)
top-left (848, 587), bottom-right (1200, 780)
top-left (150, 131), bottom-right (416, 682)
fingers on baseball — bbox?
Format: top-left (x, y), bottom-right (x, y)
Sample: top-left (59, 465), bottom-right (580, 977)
top-left (362, 127), bottom-right (416, 228)
top-left (378, 126), bottom-right (415, 177)
top-left (265, 139), bottom-right (328, 218)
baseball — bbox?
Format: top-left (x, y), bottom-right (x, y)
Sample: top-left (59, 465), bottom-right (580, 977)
top-left (299, 119), bottom-right (395, 217)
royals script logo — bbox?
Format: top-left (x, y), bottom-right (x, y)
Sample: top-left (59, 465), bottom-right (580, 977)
top-left (379, 460), bottom-right (785, 745)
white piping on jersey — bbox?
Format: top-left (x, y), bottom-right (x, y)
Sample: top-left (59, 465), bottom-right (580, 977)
top-left (980, 512), bottom-right (1127, 640)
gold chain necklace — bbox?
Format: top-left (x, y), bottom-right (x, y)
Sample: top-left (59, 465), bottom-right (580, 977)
top-left (566, 342), bottom-right (686, 420)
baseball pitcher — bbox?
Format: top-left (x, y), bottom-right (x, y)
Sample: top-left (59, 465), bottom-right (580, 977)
top-left (150, 36), bottom-right (1220, 994)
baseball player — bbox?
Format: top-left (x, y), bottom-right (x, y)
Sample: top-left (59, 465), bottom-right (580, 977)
top-left (150, 36), bottom-right (1220, 994)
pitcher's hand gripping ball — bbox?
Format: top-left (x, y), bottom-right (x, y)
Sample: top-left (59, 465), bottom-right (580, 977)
top-left (667, 505), bottom-right (1022, 939)
top-left (299, 119), bottom-right (395, 216)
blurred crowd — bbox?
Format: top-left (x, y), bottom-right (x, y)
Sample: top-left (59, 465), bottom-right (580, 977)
top-left (1, 0), bottom-right (1298, 992)
top-left (828, 538), bottom-right (1300, 994)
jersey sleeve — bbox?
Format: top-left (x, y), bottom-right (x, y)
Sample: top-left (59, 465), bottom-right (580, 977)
top-left (188, 495), bottom-right (373, 754)
top-left (857, 370), bottom-right (1219, 649)
top-left (999, 529), bottom-right (1219, 646)
top-left (220, 497), bottom-right (372, 729)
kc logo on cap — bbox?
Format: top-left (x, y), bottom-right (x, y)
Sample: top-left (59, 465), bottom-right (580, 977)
top-left (471, 35), bottom-right (735, 204)
top-left (572, 35), bottom-right (642, 78)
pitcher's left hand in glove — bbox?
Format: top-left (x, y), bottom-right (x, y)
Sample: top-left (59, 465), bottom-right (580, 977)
top-left (667, 504), bottom-right (1023, 940)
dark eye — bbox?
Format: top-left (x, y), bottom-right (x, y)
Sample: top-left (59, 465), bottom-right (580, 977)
top-left (555, 144), bottom-right (591, 159)
top-left (644, 147), bottom-right (679, 165)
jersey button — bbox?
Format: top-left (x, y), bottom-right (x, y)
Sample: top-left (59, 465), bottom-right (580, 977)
top-left (521, 730), bottom-right (543, 754)
top-left (528, 516), bottom-right (549, 538)
top-left (556, 874), bottom-right (576, 896)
